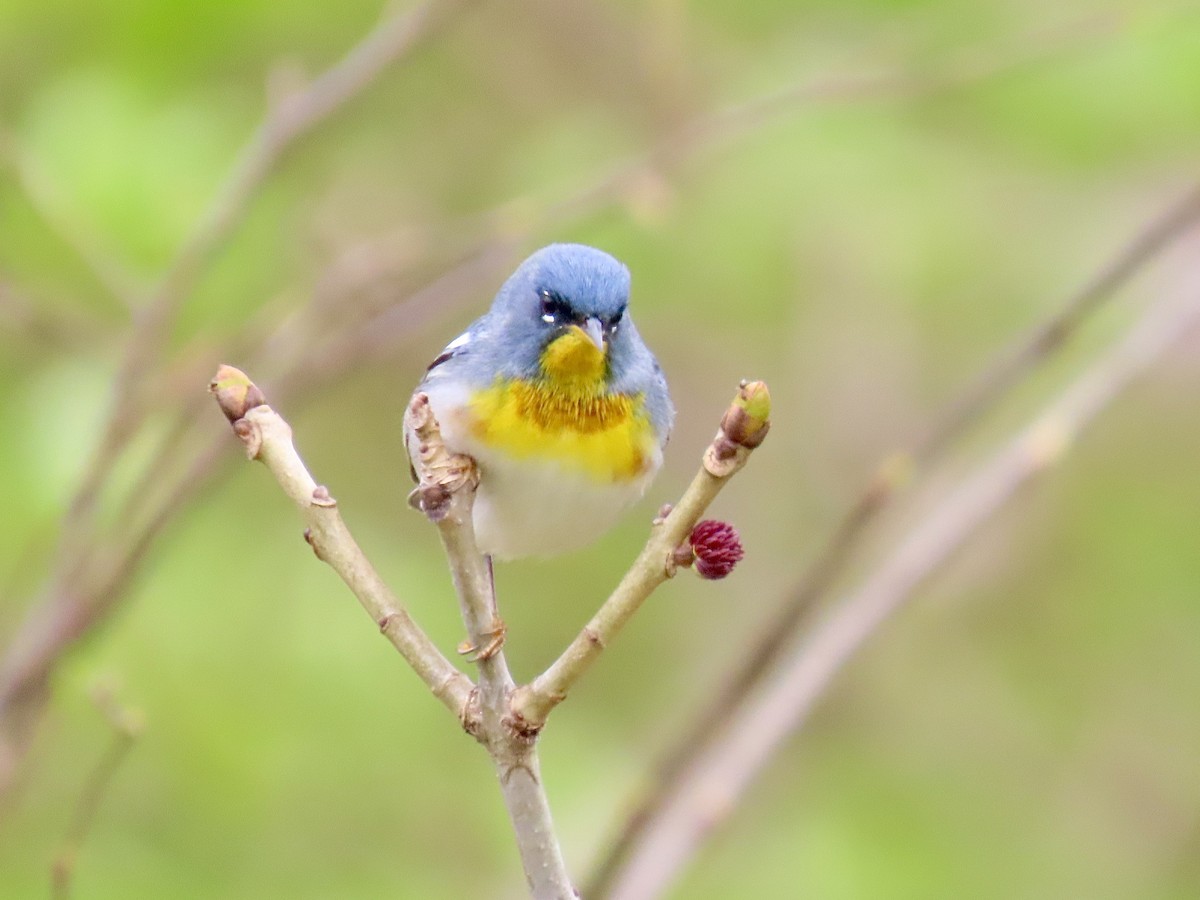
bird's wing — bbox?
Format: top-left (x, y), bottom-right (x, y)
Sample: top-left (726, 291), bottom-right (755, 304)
top-left (423, 328), bottom-right (472, 378)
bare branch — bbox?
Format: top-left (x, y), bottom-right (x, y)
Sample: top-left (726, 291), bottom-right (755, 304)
top-left (2, 142), bottom-right (142, 313)
top-left (599, 279), bottom-right (1200, 900)
top-left (50, 0), bottom-right (466, 623)
top-left (50, 683), bottom-right (142, 900)
top-left (0, 241), bottom-right (498, 803)
top-left (210, 365), bottom-right (474, 719)
top-left (404, 392), bottom-right (574, 900)
top-left (0, 280), bottom-right (102, 350)
top-left (0, 1), bottom-right (466, 800)
top-left (511, 382), bottom-right (771, 731)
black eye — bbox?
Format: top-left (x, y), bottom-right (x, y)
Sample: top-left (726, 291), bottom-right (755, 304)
top-left (609, 305), bottom-right (626, 334)
top-left (540, 290), bottom-right (569, 324)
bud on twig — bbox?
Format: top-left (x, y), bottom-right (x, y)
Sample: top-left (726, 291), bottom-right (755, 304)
top-left (721, 380), bottom-right (771, 449)
top-left (683, 520), bottom-right (745, 580)
top-left (705, 380), bottom-right (772, 477)
top-left (209, 364), bottom-right (266, 422)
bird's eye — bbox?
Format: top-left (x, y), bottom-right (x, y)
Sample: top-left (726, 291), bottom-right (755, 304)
top-left (540, 290), bottom-right (568, 324)
top-left (608, 305), bottom-right (626, 335)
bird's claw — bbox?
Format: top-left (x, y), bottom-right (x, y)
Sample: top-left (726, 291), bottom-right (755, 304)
top-left (457, 619), bottom-right (507, 662)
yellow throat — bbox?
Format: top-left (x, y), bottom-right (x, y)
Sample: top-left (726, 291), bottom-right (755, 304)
top-left (468, 327), bottom-right (655, 482)
top-left (539, 324), bottom-right (607, 386)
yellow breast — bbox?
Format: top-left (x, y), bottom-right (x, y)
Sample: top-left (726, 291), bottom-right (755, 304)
top-left (467, 330), bottom-right (656, 482)
top-left (468, 380), bottom-right (655, 482)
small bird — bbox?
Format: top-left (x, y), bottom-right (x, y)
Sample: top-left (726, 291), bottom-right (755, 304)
top-left (416, 243), bottom-right (674, 561)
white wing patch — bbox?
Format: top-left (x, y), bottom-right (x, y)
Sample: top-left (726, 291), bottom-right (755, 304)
top-left (424, 330), bottom-right (472, 377)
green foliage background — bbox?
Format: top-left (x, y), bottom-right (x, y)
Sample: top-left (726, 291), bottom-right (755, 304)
top-left (2, 0), bottom-right (1199, 897)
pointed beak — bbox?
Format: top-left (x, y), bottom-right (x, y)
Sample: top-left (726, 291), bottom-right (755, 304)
top-left (579, 316), bottom-right (606, 352)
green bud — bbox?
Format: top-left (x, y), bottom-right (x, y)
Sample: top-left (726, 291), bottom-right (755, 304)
top-left (209, 364), bottom-right (266, 422)
top-left (721, 380), bottom-right (771, 448)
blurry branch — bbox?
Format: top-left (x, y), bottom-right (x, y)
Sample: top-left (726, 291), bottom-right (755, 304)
top-left (0, 144), bottom-right (142, 313)
top-left (50, 682), bottom-right (143, 900)
top-left (511, 382), bottom-right (770, 730)
top-left (210, 366), bottom-right (474, 718)
top-left (0, 0), bottom-right (466, 803)
top-left (687, 10), bottom-right (1122, 142)
top-left (584, 181), bottom-right (1200, 897)
top-left (59, 0), bottom-right (464, 571)
top-left (522, 7), bottom-right (1132, 237)
top-left (128, 0), bottom-right (463, 367)
top-left (920, 184), bottom-right (1200, 459)
top-left (0, 247), bottom-right (503, 809)
top-left (404, 393), bottom-right (574, 898)
top-left (599, 277), bottom-right (1200, 900)
top-left (257, 10), bottom-right (1129, 385)
top-left (0, 281), bottom-right (100, 350)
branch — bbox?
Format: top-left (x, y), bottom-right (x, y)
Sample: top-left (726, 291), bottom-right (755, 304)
top-left (598, 278), bottom-right (1200, 900)
top-left (0, 235), bottom-right (502, 804)
top-left (1, 139), bottom-right (142, 313)
top-left (47, 0), bottom-right (466, 633)
top-left (209, 365), bottom-right (474, 720)
top-left (511, 382), bottom-right (771, 730)
top-left (133, 0), bottom-right (464, 365)
top-left (0, 280), bottom-right (100, 350)
top-left (583, 180), bottom-right (1200, 897)
top-left (404, 392), bottom-right (573, 900)
top-left (50, 683), bottom-right (142, 900)
top-left (0, 1), bottom-right (465, 800)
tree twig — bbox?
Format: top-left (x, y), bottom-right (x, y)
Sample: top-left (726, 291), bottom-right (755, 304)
top-left (511, 382), bottom-right (771, 731)
top-left (209, 366), bottom-right (475, 720)
top-left (50, 683), bottom-right (143, 900)
top-left (583, 181), bottom-right (1200, 896)
top-left (0, 280), bottom-right (100, 350)
top-left (599, 273), bottom-right (1200, 900)
top-left (0, 0), bottom-right (465, 800)
top-left (1, 142), bottom-right (142, 313)
top-left (404, 392), bottom-right (573, 899)
top-left (44, 0), bottom-right (466, 652)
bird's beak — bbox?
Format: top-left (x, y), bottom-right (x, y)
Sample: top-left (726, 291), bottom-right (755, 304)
top-left (579, 316), bottom-right (606, 352)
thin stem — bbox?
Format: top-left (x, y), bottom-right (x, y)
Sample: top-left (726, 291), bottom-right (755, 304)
top-left (39, 0), bottom-right (465, 656)
top-left (3, 144), bottom-right (142, 313)
top-left (225, 396), bottom-right (474, 718)
top-left (50, 686), bottom-right (142, 900)
top-left (510, 467), bottom-right (720, 728)
top-left (600, 278), bottom-right (1200, 900)
top-left (404, 392), bottom-right (573, 899)
top-left (0, 1), bottom-right (464, 801)
top-left (513, 383), bottom-right (769, 730)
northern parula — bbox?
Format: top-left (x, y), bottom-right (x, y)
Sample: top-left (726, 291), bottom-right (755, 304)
top-left (417, 243), bottom-right (674, 560)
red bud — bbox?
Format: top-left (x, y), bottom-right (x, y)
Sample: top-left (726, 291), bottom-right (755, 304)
top-left (688, 520), bottom-right (744, 579)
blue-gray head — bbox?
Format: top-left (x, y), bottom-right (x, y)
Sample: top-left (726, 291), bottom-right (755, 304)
top-left (421, 242), bottom-right (674, 448)
top-left (486, 243), bottom-right (644, 381)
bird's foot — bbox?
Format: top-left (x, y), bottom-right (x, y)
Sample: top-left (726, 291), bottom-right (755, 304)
top-left (457, 617), bottom-right (507, 662)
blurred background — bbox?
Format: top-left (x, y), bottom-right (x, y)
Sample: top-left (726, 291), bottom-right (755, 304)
top-left (2, 0), bottom-right (1199, 897)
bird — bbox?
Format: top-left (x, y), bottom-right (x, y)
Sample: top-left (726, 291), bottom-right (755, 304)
top-left (415, 243), bottom-right (674, 562)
